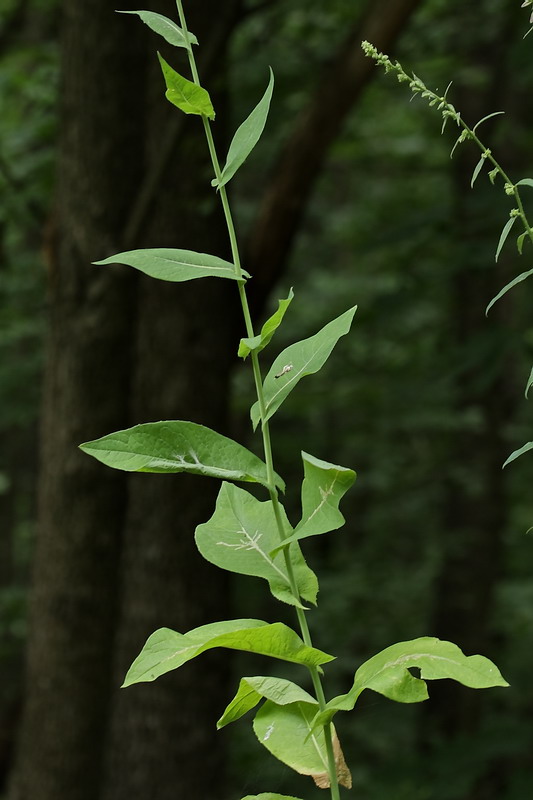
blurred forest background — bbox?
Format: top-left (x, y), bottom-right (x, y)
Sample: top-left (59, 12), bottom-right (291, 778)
top-left (1, 0), bottom-right (532, 799)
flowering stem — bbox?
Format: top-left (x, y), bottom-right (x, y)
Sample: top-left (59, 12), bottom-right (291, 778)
top-left (362, 41), bottom-right (533, 247)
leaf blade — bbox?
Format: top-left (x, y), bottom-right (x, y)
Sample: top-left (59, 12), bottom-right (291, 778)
top-left (517, 231), bottom-right (528, 255)
top-left (250, 306), bottom-right (357, 429)
top-left (485, 267), bottom-right (533, 315)
top-left (215, 68), bottom-right (274, 188)
top-left (515, 178), bottom-right (533, 188)
top-left (118, 10), bottom-right (198, 48)
top-left (123, 621), bottom-right (335, 687)
top-left (494, 215), bottom-right (517, 263)
top-left (195, 482), bottom-right (318, 608)
top-left (311, 637), bottom-right (508, 730)
top-left (158, 53), bottom-right (215, 118)
top-left (472, 111), bottom-right (504, 132)
top-left (470, 154), bottom-right (486, 188)
top-left (241, 795), bottom-right (305, 800)
top-left (79, 420), bottom-right (284, 491)
top-left (217, 675), bottom-right (317, 729)
top-left (253, 701), bottom-right (352, 789)
top-left (239, 288), bottom-right (294, 359)
top-left (272, 452), bottom-right (356, 554)
top-left (94, 248), bottom-right (247, 282)
top-left (503, 441), bottom-right (533, 468)
top-left (525, 365), bottom-right (533, 399)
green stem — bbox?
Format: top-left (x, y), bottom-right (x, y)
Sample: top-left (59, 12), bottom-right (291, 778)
top-left (175, 1), bottom-right (341, 795)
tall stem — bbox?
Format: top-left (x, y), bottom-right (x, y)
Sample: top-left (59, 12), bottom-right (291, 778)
top-left (175, 2), bottom-right (341, 796)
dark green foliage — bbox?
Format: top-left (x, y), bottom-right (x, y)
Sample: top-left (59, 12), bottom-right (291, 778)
top-left (3, 1), bottom-right (533, 798)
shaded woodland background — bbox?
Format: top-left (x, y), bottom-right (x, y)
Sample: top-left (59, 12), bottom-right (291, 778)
top-left (1, 1), bottom-right (532, 799)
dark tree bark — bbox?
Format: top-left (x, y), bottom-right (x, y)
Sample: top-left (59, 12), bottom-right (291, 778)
top-left (7, 3), bottom-right (144, 799)
top-left (100, 4), bottom-right (240, 798)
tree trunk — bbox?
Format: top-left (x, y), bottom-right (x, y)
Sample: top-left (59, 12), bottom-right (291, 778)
top-left (8, 2), bottom-right (145, 798)
top-left (101, 4), bottom-right (239, 796)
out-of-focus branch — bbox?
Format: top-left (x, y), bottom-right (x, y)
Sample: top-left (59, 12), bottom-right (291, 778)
top-left (245, 0), bottom-right (424, 315)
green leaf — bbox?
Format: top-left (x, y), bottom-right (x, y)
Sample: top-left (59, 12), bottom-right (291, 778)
top-left (214, 68), bottom-right (274, 189)
top-left (241, 795), bottom-right (304, 800)
top-left (253, 701), bottom-right (352, 789)
top-left (79, 420), bottom-right (284, 491)
top-left (495, 215), bottom-right (517, 263)
top-left (311, 637), bottom-right (508, 730)
top-left (217, 675), bottom-right (317, 729)
top-left (516, 178), bottom-right (533, 189)
top-left (272, 452), bottom-right (356, 554)
top-left (472, 111), bottom-right (504, 132)
top-left (118, 10), bottom-right (198, 48)
top-left (517, 231), bottom-right (528, 254)
top-left (124, 619), bottom-right (264, 686)
top-left (239, 288), bottom-right (294, 359)
top-left (250, 306), bottom-right (357, 430)
top-left (525, 365), bottom-right (533, 399)
top-left (94, 248), bottom-right (247, 282)
top-left (450, 133), bottom-right (464, 159)
top-left (503, 441), bottom-right (533, 468)
top-left (123, 620), bottom-right (335, 687)
top-left (486, 268), bottom-right (533, 315)
top-left (195, 482), bottom-right (318, 608)
top-left (470, 154), bottom-right (486, 188)
top-left (157, 53), bottom-right (215, 119)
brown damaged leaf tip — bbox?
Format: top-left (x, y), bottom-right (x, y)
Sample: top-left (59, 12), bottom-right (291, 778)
top-left (312, 730), bottom-right (352, 790)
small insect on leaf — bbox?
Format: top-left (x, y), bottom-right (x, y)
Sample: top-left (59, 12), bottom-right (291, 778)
top-left (275, 364), bottom-right (293, 379)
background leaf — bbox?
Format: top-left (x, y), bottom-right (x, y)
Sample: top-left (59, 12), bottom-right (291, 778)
top-left (124, 621), bottom-right (335, 687)
top-left (239, 288), bottom-right (294, 359)
top-left (253, 701), bottom-right (352, 789)
top-left (472, 111), bottom-right (504, 132)
top-left (486, 267), bottom-right (533, 314)
top-left (311, 637), bottom-right (508, 730)
top-left (118, 10), bottom-right (198, 49)
top-left (494, 215), bottom-right (517, 262)
top-left (217, 675), bottom-right (317, 729)
top-left (250, 306), bottom-right (357, 429)
top-left (470, 153), bottom-right (486, 188)
top-left (80, 420), bottom-right (284, 491)
top-left (515, 178), bottom-right (533, 188)
top-left (525, 365), bottom-right (533, 399)
top-left (158, 53), bottom-right (214, 118)
top-left (195, 482), bottom-right (318, 608)
top-left (273, 451), bottom-right (356, 553)
top-left (94, 248), bottom-right (246, 282)
top-left (503, 441), bottom-right (533, 468)
top-left (214, 68), bottom-right (274, 188)
top-left (517, 231), bottom-right (528, 254)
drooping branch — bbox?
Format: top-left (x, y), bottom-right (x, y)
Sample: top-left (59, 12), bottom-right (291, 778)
top-left (245, 0), bottom-right (424, 314)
